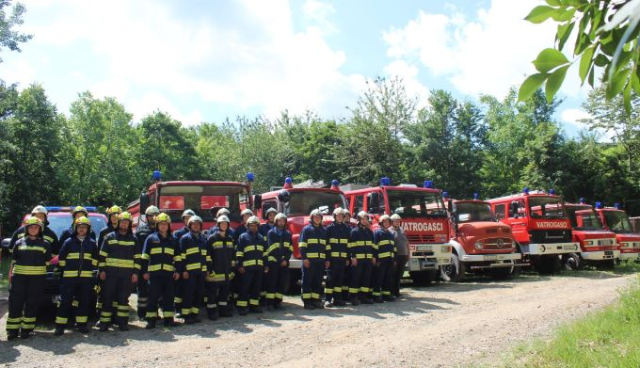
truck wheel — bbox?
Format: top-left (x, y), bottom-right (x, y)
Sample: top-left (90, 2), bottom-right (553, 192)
top-left (410, 270), bottom-right (437, 286)
top-left (442, 254), bottom-right (465, 282)
top-left (563, 253), bottom-right (582, 271)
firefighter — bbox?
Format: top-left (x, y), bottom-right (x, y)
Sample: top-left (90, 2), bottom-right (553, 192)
top-left (236, 215), bottom-right (267, 315)
top-left (98, 212), bottom-right (141, 332)
top-left (142, 213), bottom-right (181, 329)
top-left (205, 215), bottom-right (236, 320)
top-left (341, 208), bottom-right (354, 301)
top-left (324, 207), bottom-right (350, 307)
top-left (179, 215), bottom-right (208, 324)
top-left (98, 205), bottom-right (122, 248)
top-left (234, 209), bottom-right (254, 242)
top-left (265, 213), bottom-right (292, 310)
top-left (9, 205), bottom-right (60, 255)
top-left (134, 205), bottom-right (160, 319)
top-left (209, 208), bottom-right (235, 238)
top-left (372, 215), bottom-right (396, 303)
top-left (299, 209), bottom-right (328, 310)
top-left (173, 209), bottom-right (196, 241)
top-left (348, 211), bottom-right (376, 305)
top-left (6, 217), bottom-right (52, 340)
top-left (54, 216), bottom-right (98, 336)
top-left (59, 206), bottom-right (96, 246)
top-left (389, 213), bottom-right (409, 297)
top-left (260, 208), bottom-right (278, 241)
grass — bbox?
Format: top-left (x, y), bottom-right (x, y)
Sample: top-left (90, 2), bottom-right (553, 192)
top-left (499, 273), bottom-right (640, 368)
top-left (0, 255), bottom-right (9, 291)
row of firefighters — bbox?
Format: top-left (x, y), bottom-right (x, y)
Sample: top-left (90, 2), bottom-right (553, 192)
top-left (5, 204), bottom-right (410, 340)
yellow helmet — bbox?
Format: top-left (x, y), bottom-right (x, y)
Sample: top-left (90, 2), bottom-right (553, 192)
top-left (23, 216), bottom-right (44, 230)
top-left (119, 212), bottom-right (133, 222)
top-left (72, 206), bottom-right (89, 217)
top-left (156, 213), bottom-right (171, 224)
top-left (106, 205), bottom-right (122, 215)
top-left (73, 216), bottom-right (91, 231)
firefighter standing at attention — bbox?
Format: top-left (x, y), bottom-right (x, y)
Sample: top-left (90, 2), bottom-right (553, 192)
top-left (299, 209), bottom-right (328, 310)
top-left (179, 215), bottom-right (208, 324)
top-left (265, 213), bottom-right (292, 310)
top-left (173, 209), bottom-right (196, 241)
top-left (372, 215), bottom-right (397, 303)
top-left (205, 215), bottom-right (236, 320)
top-left (134, 205), bottom-right (160, 320)
top-left (9, 205), bottom-right (60, 255)
top-left (348, 211), bottom-right (376, 305)
top-left (324, 207), bottom-right (350, 307)
top-left (236, 215), bottom-right (267, 315)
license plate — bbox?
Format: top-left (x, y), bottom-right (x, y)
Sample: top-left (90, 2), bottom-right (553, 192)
top-left (485, 255), bottom-right (497, 261)
top-left (605, 251), bottom-right (613, 256)
top-left (416, 245), bottom-right (433, 252)
top-left (563, 245), bottom-right (574, 250)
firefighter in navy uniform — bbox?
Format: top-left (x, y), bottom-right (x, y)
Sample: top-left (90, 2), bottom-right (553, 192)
top-left (341, 208), bottom-right (354, 301)
top-left (142, 213), bottom-right (181, 329)
top-left (179, 215), bottom-right (208, 324)
top-left (98, 212), bottom-right (142, 332)
top-left (98, 205), bottom-right (122, 248)
top-left (259, 207), bottom-right (277, 304)
top-left (205, 215), bottom-right (236, 320)
top-left (173, 209), bottom-right (195, 241)
top-left (265, 213), bottom-right (292, 310)
top-left (324, 208), bottom-right (350, 307)
top-left (9, 205), bottom-right (60, 255)
top-left (134, 205), bottom-right (160, 319)
top-left (6, 217), bottom-right (52, 340)
top-left (372, 215), bottom-right (397, 303)
top-left (348, 211), bottom-right (376, 305)
top-left (54, 216), bottom-right (99, 336)
top-left (59, 206), bottom-right (96, 246)
top-left (230, 209), bottom-right (254, 303)
top-left (299, 209), bottom-right (328, 310)
top-left (209, 208), bottom-right (235, 239)
top-left (236, 215), bottom-right (267, 315)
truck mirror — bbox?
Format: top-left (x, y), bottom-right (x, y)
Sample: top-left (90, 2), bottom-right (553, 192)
top-left (277, 190), bottom-right (290, 203)
top-left (140, 192), bottom-right (150, 214)
top-left (510, 201), bottom-right (519, 218)
top-left (447, 199), bottom-right (453, 212)
top-left (253, 194), bottom-right (262, 210)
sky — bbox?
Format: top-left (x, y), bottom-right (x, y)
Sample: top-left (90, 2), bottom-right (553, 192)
top-left (0, 0), bottom-right (602, 138)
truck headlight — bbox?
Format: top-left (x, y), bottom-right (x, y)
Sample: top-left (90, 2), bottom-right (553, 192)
top-left (474, 241), bottom-right (482, 250)
top-left (441, 245), bottom-right (451, 253)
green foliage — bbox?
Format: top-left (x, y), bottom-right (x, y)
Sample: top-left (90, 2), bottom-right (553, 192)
top-left (521, 0), bottom-right (640, 112)
top-left (0, 0), bottom-right (32, 63)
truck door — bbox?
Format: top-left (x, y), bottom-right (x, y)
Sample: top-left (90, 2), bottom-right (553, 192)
top-left (508, 200), bottom-right (529, 244)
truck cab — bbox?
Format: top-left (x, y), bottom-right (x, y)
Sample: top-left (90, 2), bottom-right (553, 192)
top-left (345, 178), bottom-right (451, 286)
top-left (595, 204), bottom-right (640, 262)
top-left (487, 189), bottom-right (579, 274)
top-left (445, 196), bottom-right (521, 281)
top-left (562, 202), bottom-right (619, 269)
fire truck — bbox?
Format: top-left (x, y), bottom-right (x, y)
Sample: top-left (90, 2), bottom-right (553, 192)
top-left (444, 194), bottom-right (522, 281)
top-left (256, 177), bottom-right (348, 289)
top-left (128, 171), bottom-right (259, 232)
top-left (487, 188), bottom-right (579, 274)
top-left (344, 178), bottom-right (452, 285)
top-left (595, 203), bottom-right (640, 262)
top-left (562, 201), bottom-right (620, 269)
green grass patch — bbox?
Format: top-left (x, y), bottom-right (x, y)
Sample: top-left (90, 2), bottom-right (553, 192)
top-left (501, 275), bottom-right (640, 368)
top-left (0, 256), bottom-right (9, 290)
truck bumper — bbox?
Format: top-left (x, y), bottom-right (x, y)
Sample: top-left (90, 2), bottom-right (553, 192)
top-left (525, 242), bottom-right (579, 255)
top-left (461, 253), bottom-right (522, 269)
top-left (406, 257), bottom-right (438, 271)
top-left (620, 252), bottom-right (640, 261)
top-left (581, 250), bottom-right (621, 261)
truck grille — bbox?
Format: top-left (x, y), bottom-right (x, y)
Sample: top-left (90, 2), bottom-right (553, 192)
top-left (529, 229), bottom-right (572, 243)
top-left (483, 238), bottom-right (513, 249)
top-left (407, 234), bottom-right (436, 243)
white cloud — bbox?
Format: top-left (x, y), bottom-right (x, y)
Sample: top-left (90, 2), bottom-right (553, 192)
top-left (383, 0), bottom-right (590, 100)
top-left (560, 108), bottom-right (614, 142)
top-left (5, 0), bottom-right (365, 125)
top-left (129, 92), bottom-right (204, 127)
top-left (383, 60), bottom-right (430, 107)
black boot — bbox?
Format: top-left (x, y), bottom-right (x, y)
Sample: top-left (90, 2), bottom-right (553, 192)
top-left (99, 322), bottom-right (109, 332)
top-left (20, 330), bottom-right (32, 339)
top-left (164, 318), bottom-right (179, 327)
top-left (313, 300), bottom-right (324, 309)
top-left (238, 307), bottom-right (249, 316)
top-left (145, 319), bottom-right (157, 330)
top-left (118, 323), bottom-right (129, 331)
top-left (250, 306), bottom-right (263, 314)
top-left (273, 301), bottom-right (284, 310)
top-left (54, 326), bottom-right (65, 336)
top-left (7, 330), bottom-right (19, 340)
top-left (207, 309), bottom-right (219, 321)
top-left (78, 325), bottom-right (90, 334)
top-left (350, 296), bottom-right (360, 306)
top-left (184, 315), bottom-right (195, 324)
top-left (303, 301), bottom-right (315, 310)
top-left (383, 295), bottom-right (396, 302)
top-left (373, 296), bottom-right (384, 303)
top-left (220, 307), bottom-right (234, 317)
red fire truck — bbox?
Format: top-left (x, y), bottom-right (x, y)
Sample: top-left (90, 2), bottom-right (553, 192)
top-left (562, 201), bottom-right (619, 269)
top-left (128, 171), bottom-right (259, 232)
top-left (595, 203), bottom-right (640, 262)
top-left (487, 188), bottom-right (579, 274)
top-left (444, 194), bottom-right (522, 281)
top-left (344, 178), bottom-right (452, 285)
top-left (256, 177), bottom-right (348, 288)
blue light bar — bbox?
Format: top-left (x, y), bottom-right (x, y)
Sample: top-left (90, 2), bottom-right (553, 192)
top-left (423, 180), bottom-right (434, 189)
top-left (380, 177), bottom-right (391, 186)
top-left (549, 189), bottom-right (556, 195)
top-left (246, 172), bottom-right (255, 182)
top-left (473, 192), bottom-right (479, 200)
top-left (523, 187), bottom-right (529, 195)
top-left (153, 170), bottom-right (162, 181)
top-left (285, 177), bottom-right (293, 184)
top-left (45, 206), bottom-right (97, 212)
top-left (442, 191), bottom-right (449, 198)
top-left (579, 197), bottom-right (585, 204)
top-left (614, 202), bottom-right (621, 209)
top-left (595, 201), bottom-right (603, 209)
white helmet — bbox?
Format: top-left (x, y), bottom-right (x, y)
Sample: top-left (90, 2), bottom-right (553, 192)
top-left (188, 215), bottom-right (203, 227)
top-left (31, 205), bottom-right (48, 216)
top-left (216, 208), bottom-right (230, 218)
top-left (357, 211), bottom-right (370, 222)
top-left (241, 209), bottom-right (254, 217)
top-left (246, 215), bottom-right (260, 225)
top-left (217, 215), bottom-right (230, 224)
top-left (145, 205), bottom-right (160, 215)
top-left (390, 214), bottom-right (402, 221)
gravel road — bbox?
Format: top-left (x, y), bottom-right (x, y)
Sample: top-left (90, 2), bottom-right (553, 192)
top-left (0, 271), bottom-right (634, 368)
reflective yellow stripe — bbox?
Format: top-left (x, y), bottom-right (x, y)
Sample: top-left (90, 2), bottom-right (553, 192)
top-left (305, 252), bottom-right (326, 259)
top-left (244, 245), bottom-right (264, 252)
top-left (378, 240), bottom-right (391, 245)
top-left (44, 235), bottom-right (54, 242)
top-left (17, 245), bottom-right (46, 253)
top-left (105, 258), bottom-right (135, 268)
top-left (99, 251), bottom-right (108, 257)
top-left (299, 242), bottom-right (307, 248)
top-left (63, 270), bottom-right (94, 278)
top-left (377, 252), bottom-right (392, 258)
top-left (186, 263), bottom-right (202, 270)
top-left (330, 252), bottom-right (348, 258)
top-left (242, 259), bottom-right (264, 267)
top-left (59, 260), bottom-right (66, 267)
top-left (13, 265), bottom-right (46, 275)
top-left (186, 247), bottom-right (199, 255)
top-left (148, 264), bottom-right (175, 272)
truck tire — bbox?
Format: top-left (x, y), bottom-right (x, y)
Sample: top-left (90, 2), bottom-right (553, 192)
top-left (410, 270), bottom-right (437, 286)
top-left (563, 253), bottom-right (582, 271)
top-left (442, 253), bottom-right (465, 282)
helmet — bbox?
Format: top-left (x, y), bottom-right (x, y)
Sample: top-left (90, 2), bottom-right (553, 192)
top-left (241, 209), bottom-right (254, 217)
top-left (156, 213), bottom-right (171, 224)
top-left (378, 214), bottom-right (391, 224)
top-left (106, 205), bottom-right (122, 215)
top-left (263, 207), bottom-right (278, 220)
top-left (23, 216), bottom-right (44, 230)
top-left (246, 215), bottom-right (260, 226)
top-left (72, 206), bottom-right (89, 217)
top-left (31, 205), bottom-right (48, 216)
top-left (217, 215), bottom-right (230, 224)
top-left (73, 216), bottom-right (91, 231)
top-left (181, 209), bottom-right (196, 219)
top-left (390, 214), bottom-right (402, 221)
top-left (310, 209), bottom-right (323, 219)
top-left (119, 212), bottom-right (133, 222)
top-left (274, 213), bottom-right (287, 223)
top-left (333, 207), bottom-right (344, 217)
top-left (188, 215), bottom-right (203, 227)
top-left (145, 205), bottom-right (160, 216)
top-left (357, 211), bottom-right (370, 222)
top-left (342, 208), bottom-right (351, 217)
top-left (216, 208), bottom-right (230, 218)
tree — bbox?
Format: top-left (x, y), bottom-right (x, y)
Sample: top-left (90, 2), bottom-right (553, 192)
top-left (520, 0), bottom-right (640, 112)
top-left (0, 0), bottom-right (32, 63)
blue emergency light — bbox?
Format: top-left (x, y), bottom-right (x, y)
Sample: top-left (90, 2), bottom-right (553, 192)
top-left (473, 192), bottom-right (479, 200)
top-left (153, 170), bottom-right (162, 181)
top-left (285, 177), bottom-right (293, 185)
top-left (614, 202), bottom-right (621, 209)
top-left (331, 180), bottom-right (340, 190)
top-left (523, 187), bottom-right (529, 195)
top-left (380, 177), bottom-right (391, 186)
top-left (246, 172), bottom-right (255, 182)
top-left (45, 206), bottom-right (97, 212)
top-left (423, 180), bottom-right (434, 189)
top-left (579, 197), bottom-right (586, 204)
top-left (595, 201), bottom-right (603, 209)
top-left (442, 191), bottom-right (449, 198)
top-left (549, 189), bottom-right (556, 195)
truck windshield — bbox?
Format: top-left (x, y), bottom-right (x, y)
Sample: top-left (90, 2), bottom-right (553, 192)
top-left (47, 214), bottom-right (106, 239)
top-left (528, 197), bottom-right (566, 219)
top-left (453, 202), bottom-right (495, 223)
top-left (159, 185), bottom-right (246, 223)
top-left (603, 211), bottom-right (635, 233)
top-left (387, 190), bottom-right (447, 218)
top-left (285, 191), bottom-right (347, 217)
top-left (566, 206), bottom-right (602, 230)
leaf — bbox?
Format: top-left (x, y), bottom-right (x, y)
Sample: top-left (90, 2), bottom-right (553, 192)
top-left (519, 73), bottom-right (548, 102)
top-left (553, 8), bottom-right (576, 22)
top-left (623, 79), bottom-right (632, 115)
top-left (609, 14), bottom-right (640, 84)
top-left (579, 45), bottom-right (595, 83)
top-left (588, 63), bottom-right (595, 87)
top-left (545, 65), bottom-right (569, 103)
top-left (545, 0), bottom-right (560, 6)
top-left (594, 53), bottom-right (609, 67)
top-left (599, 0), bottom-right (640, 32)
top-left (525, 5), bottom-right (558, 24)
top-left (533, 48), bottom-right (570, 73)
top-left (556, 21), bottom-right (575, 51)
top-left (633, 69), bottom-right (640, 94)
top-left (606, 67), bottom-right (631, 99)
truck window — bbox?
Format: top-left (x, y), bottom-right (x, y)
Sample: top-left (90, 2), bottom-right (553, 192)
top-left (509, 200), bottom-right (525, 218)
top-left (353, 195), bottom-right (364, 214)
top-left (158, 185), bottom-right (246, 223)
top-left (528, 196), bottom-right (566, 219)
top-left (285, 191), bottom-right (347, 217)
top-left (495, 204), bottom-right (506, 220)
top-left (262, 200), bottom-right (278, 218)
top-left (367, 192), bottom-right (385, 215)
top-left (386, 190), bottom-right (447, 218)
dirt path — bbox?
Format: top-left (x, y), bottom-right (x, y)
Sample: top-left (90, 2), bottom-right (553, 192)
top-left (0, 271), bottom-right (634, 368)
